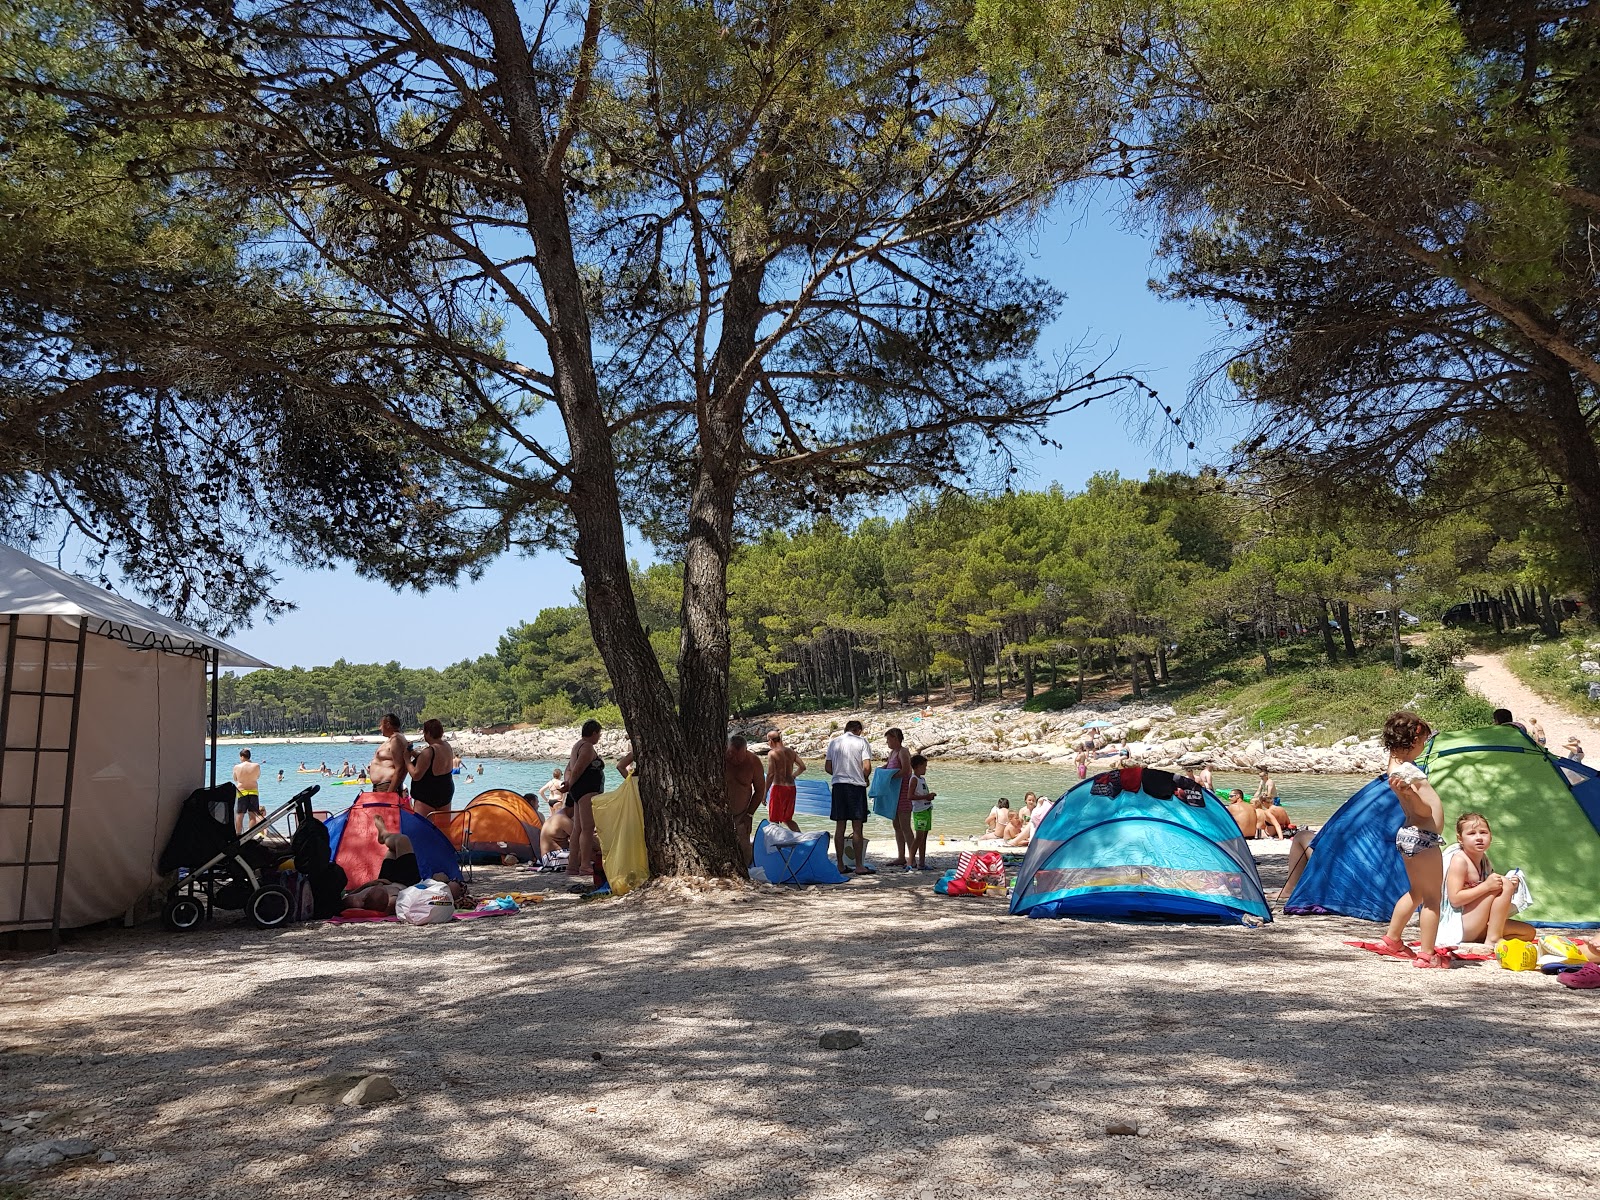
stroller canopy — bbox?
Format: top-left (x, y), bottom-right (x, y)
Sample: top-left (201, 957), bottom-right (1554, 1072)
top-left (1010, 767), bottom-right (1271, 924)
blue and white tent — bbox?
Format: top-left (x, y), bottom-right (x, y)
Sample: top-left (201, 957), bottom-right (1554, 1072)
top-left (1009, 768), bottom-right (1271, 923)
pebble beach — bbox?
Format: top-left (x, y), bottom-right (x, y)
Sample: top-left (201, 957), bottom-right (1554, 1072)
top-left (3, 840), bottom-right (1597, 1200)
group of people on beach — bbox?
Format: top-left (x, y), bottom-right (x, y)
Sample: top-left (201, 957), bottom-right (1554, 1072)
top-left (718, 721), bottom-right (939, 875)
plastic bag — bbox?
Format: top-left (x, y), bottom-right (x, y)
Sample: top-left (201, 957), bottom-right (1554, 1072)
top-left (395, 880), bottom-right (455, 925)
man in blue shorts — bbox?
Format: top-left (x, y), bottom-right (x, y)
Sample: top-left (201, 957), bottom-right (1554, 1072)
top-left (825, 719), bottom-right (873, 875)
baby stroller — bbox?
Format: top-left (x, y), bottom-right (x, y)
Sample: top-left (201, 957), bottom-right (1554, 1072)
top-left (157, 783), bottom-right (324, 930)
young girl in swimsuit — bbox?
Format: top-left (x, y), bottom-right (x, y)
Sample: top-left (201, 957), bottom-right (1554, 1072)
top-left (1443, 813), bottom-right (1535, 947)
top-left (1379, 711), bottom-right (1449, 967)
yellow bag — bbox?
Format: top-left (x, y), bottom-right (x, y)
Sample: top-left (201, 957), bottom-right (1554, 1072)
top-left (1496, 938), bottom-right (1538, 971)
top-left (1537, 934), bottom-right (1586, 964)
top-left (590, 774), bottom-right (650, 897)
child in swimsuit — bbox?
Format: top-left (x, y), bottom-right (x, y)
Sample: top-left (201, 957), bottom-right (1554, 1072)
top-left (909, 754), bottom-right (935, 870)
top-left (1442, 812), bottom-right (1535, 948)
top-left (1379, 712), bottom-right (1449, 968)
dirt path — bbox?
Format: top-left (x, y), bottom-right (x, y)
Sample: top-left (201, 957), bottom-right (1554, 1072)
top-left (1460, 649), bottom-right (1598, 753)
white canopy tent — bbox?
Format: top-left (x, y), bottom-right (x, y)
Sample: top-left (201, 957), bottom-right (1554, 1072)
top-left (0, 545), bottom-right (268, 943)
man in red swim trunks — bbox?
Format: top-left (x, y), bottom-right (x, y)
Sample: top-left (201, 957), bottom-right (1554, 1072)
top-left (763, 730), bottom-right (806, 833)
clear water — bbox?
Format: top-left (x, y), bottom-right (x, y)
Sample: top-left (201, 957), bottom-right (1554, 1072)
top-left (237, 752), bottom-right (1373, 837)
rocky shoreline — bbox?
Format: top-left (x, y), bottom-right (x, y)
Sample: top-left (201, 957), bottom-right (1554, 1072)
top-left (433, 698), bottom-right (1385, 775)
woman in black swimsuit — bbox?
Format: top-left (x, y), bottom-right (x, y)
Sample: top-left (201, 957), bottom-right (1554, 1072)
top-left (407, 718), bottom-right (456, 814)
top-left (562, 719), bottom-right (606, 881)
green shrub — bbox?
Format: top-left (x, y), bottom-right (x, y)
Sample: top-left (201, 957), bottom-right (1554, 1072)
top-left (1415, 630), bottom-right (1470, 678)
top-left (579, 702), bottom-right (624, 728)
top-left (525, 694), bottom-right (578, 726)
top-left (1022, 685), bottom-right (1079, 712)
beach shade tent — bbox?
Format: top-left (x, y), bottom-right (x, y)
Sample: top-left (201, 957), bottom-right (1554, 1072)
top-left (753, 820), bottom-right (846, 885)
top-left (439, 789), bottom-right (544, 862)
top-left (0, 545), bottom-right (268, 944)
top-left (1009, 767), bottom-right (1272, 924)
top-left (326, 794), bottom-right (463, 885)
top-left (1285, 725), bottom-right (1600, 927)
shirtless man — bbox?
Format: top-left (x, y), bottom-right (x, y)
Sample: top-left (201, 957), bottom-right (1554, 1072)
top-left (232, 749), bottom-right (263, 834)
top-left (1194, 762), bottom-right (1214, 792)
top-left (367, 713), bottom-right (411, 795)
top-left (1226, 788), bottom-right (1258, 838)
top-left (725, 734), bottom-right (765, 866)
top-left (763, 730), bottom-right (805, 833)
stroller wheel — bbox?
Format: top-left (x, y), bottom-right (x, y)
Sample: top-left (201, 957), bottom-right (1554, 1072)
top-left (247, 884), bottom-right (295, 929)
top-left (162, 894), bottom-right (205, 932)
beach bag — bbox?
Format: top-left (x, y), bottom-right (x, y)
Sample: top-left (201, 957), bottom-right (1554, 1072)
top-left (309, 863), bottom-right (347, 919)
top-left (868, 768), bottom-right (901, 820)
top-left (292, 815), bottom-right (333, 873)
top-left (395, 880), bottom-right (455, 925)
top-left (279, 870), bottom-right (316, 923)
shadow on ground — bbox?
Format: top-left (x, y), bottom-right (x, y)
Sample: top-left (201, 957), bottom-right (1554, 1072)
top-left (2, 850), bottom-right (1596, 1200)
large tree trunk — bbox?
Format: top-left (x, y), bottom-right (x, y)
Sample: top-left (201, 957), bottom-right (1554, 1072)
top-left (1337, 601), bottom-right (1357, 657)
top-left (477, 0), bottom-right (742, 879)
top-left (1318, 598), bottom-right (1339, 662)
top-left (1389, 599), bottom-right (1404, 669)
top-left (1539, 363), bottom-right (1600, 622)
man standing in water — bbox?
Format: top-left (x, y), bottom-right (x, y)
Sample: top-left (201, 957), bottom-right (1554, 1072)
top-left (367, 714), bottom-right (411, 796)
top-left (825, 719), bottom-right (873, 875)
top-left (1256, 767), bottom-right (1279, 807)
top-left (763, 730), bottom-right (805, 833)
top-left (725, 734), bottom-right (765, 866)
top-left (232, 749), bottom-right (263, 833)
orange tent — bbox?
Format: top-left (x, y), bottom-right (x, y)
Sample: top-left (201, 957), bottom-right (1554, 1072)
top-left (433, 789), bottom-right (544, 862)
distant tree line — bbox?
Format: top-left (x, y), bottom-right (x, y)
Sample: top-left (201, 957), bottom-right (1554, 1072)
top-left (221, 469), bottom-right (1583, 732)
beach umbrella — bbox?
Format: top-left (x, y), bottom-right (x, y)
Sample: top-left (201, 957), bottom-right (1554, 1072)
top-left (1081, 720), bottom-right (1113, 729)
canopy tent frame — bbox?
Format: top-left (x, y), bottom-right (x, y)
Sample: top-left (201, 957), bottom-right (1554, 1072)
top-left (0, 545), bottom-right (266, 949)
top-left (0, 615), bottom-right (88, 949)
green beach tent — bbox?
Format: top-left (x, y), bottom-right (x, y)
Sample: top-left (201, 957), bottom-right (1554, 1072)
top-left (1424, 725), bottom-right (1600, 926)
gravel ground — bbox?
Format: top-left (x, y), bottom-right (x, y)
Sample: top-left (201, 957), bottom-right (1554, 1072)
top-left (2, 844), bottom-right (1596, 1200)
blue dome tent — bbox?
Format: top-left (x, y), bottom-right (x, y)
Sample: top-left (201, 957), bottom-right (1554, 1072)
top-left (1010, 767), bottom-right (1271, 924)
top-left (1285, 726), bottom-right (1600, 926)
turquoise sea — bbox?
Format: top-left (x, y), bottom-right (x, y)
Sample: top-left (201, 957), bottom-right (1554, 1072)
top-left (236, 751), bottom-right (1374, 837)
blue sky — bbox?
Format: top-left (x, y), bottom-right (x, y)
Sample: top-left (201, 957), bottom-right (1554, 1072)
top-left (237, 193), bottom-right (1241, 670)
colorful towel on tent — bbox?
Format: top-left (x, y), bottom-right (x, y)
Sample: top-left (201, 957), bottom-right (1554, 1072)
top-left (591, 774), bottom-right (649, 896)
top-left (336, 793), bottom-right (407, 885)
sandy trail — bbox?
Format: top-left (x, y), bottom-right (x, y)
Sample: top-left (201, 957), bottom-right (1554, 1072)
top-left (1459, 650), bottom-right (1599, 752)
top-left (2, 847), bottom-right (1597, 1200)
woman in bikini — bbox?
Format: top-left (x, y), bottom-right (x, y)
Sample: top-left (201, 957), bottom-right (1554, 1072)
top-left (407, 718), bottom-right (456, 816)
top-left (561, 719), bottom-right (606, 883)
top-left (1378, 711), bottom-right (1450, 968)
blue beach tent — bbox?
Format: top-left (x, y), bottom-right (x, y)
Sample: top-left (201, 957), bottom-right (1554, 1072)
top-left (1286, 725), bottom-right (1600, 926)
top-left (1009, 767), bottom-right (1271, 923)
top-left (1281, 776), bottom-right (1404, 922)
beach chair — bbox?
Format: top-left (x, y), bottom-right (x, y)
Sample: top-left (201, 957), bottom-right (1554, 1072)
top-left (754, 820), bottom-right (845, 885)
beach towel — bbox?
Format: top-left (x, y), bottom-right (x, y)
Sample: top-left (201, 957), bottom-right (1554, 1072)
top-left (334, 793), bottom-right (407, 886)
top-left (590, 774), bottom-right (649, 896)
top-left (868, 767), bottom-right (901, 821)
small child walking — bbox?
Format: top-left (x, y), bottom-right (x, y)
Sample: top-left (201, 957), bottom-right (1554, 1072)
top-left (1441, 812), bottom-right (1535, 947)
top-left (909, 754), bottom-right (935, 871)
